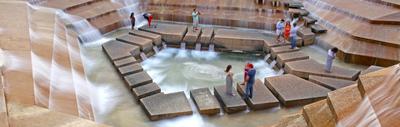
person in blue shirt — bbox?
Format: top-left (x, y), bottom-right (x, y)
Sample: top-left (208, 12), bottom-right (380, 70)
top-left (244, 64), bottom-right (256, 99)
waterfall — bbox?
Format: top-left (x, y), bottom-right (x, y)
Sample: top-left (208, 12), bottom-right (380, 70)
top-left (140, 52), bottom-right (147, 60)
top-left (208, 44), bottom-right (215, 52)
top-left (270, 60), bottom-right (277, 68)
top-left (277, 68), bottom-right (284, 75)
top-left (162, 42), bottom-right (167, 49)
top-left (195, 43), bottom-right (201, 51)
top-left (57, 11), bottom-right (102, 43)
top-left (153, 46), bottom-right (159, 54)
top-left (264, 54), bottom-right (271, 61)
top-left (180, 42), bottom-right (186, 50)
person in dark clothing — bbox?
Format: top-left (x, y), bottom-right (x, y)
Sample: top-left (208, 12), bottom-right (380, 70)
top-left (245, 64), bottom-right (256, 99)
top-left (130, 12), bottom-right (135, 30)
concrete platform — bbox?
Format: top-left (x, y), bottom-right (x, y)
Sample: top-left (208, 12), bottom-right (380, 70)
top-left (213, 29), bottom-right (265, 51)
top-left (102, 40), bottom-right (140, 61)
top-left (116, 34), bottom-right (153, 53)
top-left (360, 65), bottom-right (383, 75)
top-left (117, 63), bottom-right (143, 76)
top-left (309, 75), bottom-right (355, 90)
top-left (214, 85), bottom-right (247, 113)
top-left (276, 51), bottom-right (309, 68)
top-left (132, 83), bottom-right (161, 100)
top-left (113, 57), bottom-right (138, 68)
top-left (310, 24), bottom-right (327, 34)
top-left (297, 28), bottom-right (315, 46)
top-left (130, 30), bottom-right (162, 46)
top-left (270, 45), bottom-right (301, 59)
top-left (273, 113), bottom-right (308, 127)
top-left (302, 99), bottom-right (335, 127)
top-left (284, 59), bottom-right (361, 80)
top-left (124, 71), bottom-right (153, 88)
top-left (237, 79), bottom-right (279, 110)
top-left (198, 27), bottom-right (214, 44)
top-left (287, 1), bottom-right (304, 8)
top-left (183, 26), bottom-right (202, 46)
top-left (358, 65), bottom-right (394, 96)
top-left (265, 74), bottom-right (331, 106)
top-left (140, 92), bottom-right (193, 121)
top-left (139, 23), bottom-right (188, 44)
top-left (190, 88), bottom-right (221, 115)
top-left (263, 40), bottom-right (290, 53)
top-left (303, 16), bottom-right (317, 26)
top-left (327, 84), bottom-right (363, 122)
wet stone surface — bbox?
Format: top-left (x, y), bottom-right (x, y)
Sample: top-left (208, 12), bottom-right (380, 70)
top-left (124, 71), bottom-right (153, 88)
top-left (132, 82), bottom-right (161, 100)
top-left (237, 79), bottom-right (280, 110)
top-left (190, 88), bottom-right (221, 115)
top-left (214, 85), bottom-right (247, 114)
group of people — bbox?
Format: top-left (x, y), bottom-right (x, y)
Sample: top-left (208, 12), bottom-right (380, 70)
top-left (130, 12), bottom-right (154, 30)
top-left (225, 63), bottom-right (256, 99)
top-left (275, 18), bottom-right (301, 49)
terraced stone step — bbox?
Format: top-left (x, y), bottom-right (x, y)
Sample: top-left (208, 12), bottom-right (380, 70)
top-left (124, 71), bottom-right (153, 88)
top-left (102, 40), bottom-right (140, 61)
top-left (116, 34), bottom-right (154, 53)
top-left (270, 45), bottom-right (301, 59)
top-left (263, 40), bottom-right (290, 53)
top-left (310, 24), bottom-right (327, 34)
top-left (272, 113), bottom-right (308, 127)
top-left (237, 79), bottom-right (279, 110)
top-left (117, 63), bottom-right (143, 76)
top-left (358, 65), bottom-right (394, 96)
top-left (65, 0), bottom-right (123, 21)
top-left (265, 74), bottom-right (331, 106)
top-left (130, 30), bottom-right (162, 46)
top-left (139, 23), bottom-right (188, 44)
top-left (199, 27), bottom-right (214, 45)
top-left (303, 16), bottom-right (317, 26)
top-left (276, 51), bottom-right (309, 68)
top-left (284, 59), bottom-right (361, 80)
top-left (213, 29), bottom-right (266, 51)
top-left (90, 12), bottom-right (127, 34)
top-left (214, 85), bottom-right (247, 114)
top-left (309, 75), bottom-right (355, 90)
top-left (190, 88), bottom-right (221, 115)
top-left (0, 85), bottom-right (8, 127)
top-left (140, 92), bottom-right (193, 121)
top-left (132, 83), bottom-right (161, 100)
top-left (302, 99), bottom-right (335, 127)
top-left (297, 28), bottom-right (315, 46)
top-left (183, 26), bottom-right (202, 46)
top-left (42, 0), bottom-right (99, 10)
top-left (113, 57), bottom-right (138, 68)
top-left (360, 65), bottom-right (383, 75)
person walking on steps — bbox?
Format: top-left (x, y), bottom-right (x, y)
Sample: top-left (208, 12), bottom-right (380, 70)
top-left (244, 64), bottom-right (256, 99)
top-left (192, 8), bottom-right (201, 31)
top-left (130, 12), bottom-right (135, 30)
top-left (276, 19), bottom-right (285, 44)
top-left (289, 23), bottom-right (300, 49)
top-left (225, 65), bottom-right (235, 96)
top-left (325, 47), bottom-right (338, 73)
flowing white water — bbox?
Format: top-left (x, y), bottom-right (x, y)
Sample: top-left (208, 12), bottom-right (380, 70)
top-left (195, 43), bottom-right (201, 51)
top-left (208, 44), bottom-right (215, 52)
top-left (180, 42), bottom-right (186, 50)
top-left (264, 54), bottom-right (271, 61)
top-left (140, 52), bottom-right (148, 60)
top-left (153, 46), bottom-right (159, 54)
top-left (270, 60), bottom-right (277, 68)
top-left (162, 42), bottom-right (168, 49)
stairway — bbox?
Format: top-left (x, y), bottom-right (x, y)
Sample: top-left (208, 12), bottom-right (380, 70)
top-left (271, 64), bottom-right (400, 127)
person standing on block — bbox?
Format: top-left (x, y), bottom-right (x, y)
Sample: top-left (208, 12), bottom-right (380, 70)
top-left (130, 12), bottom-right (135, 30)
top-left (245, 64), bottom-right (256, 99)
top-left (192, 8), bottom-right (201, 31)
top-left (275, 19), bottom-right (285, 43)
top-left (143, 13), bottom-right (153, 28)
top-left (289, 23), bottom-right (300, 49)
top-left (225, 65), bottom-right (234, 96)
top-left (325, 47), bottom-right (338, 73)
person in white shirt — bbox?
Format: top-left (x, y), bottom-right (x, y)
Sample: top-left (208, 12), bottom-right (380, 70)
top-left (275, 19), bottom-right (285, 43)
top-left (325, 47), bottom-right (338, 73)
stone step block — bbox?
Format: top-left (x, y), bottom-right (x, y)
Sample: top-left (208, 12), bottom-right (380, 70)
top-left (199, 27), bottom-right (214, 45)
top-left (237, 79), bottom-right (279, 110)
top-left (273, 113), bottom-right (308, 127)
top-left (102, 40), bottom-right (140, 61)
top-left (113, 57), bottom-right (138, 68)
top-left (213, 29), bottom-right (265, 52)
top-left (140, 92), bottom-right (193, 121)
top-left (302, 99), bottom-right (335, 127)
top-left (303, 16), bottom-right (317, 26)
top-left (116, 34), bottom-right (153, 53)
top-left (139, 23), bottom-right (188, 44)
top-left (360, 65), bottom-right (383, 75)
top-left (297, 28), bottom-right (315, 42)
top-left (214, 85), bottom-right (247, 114)
top-left (117, 63), bottom-right (143, 76)
top-left (277, 51), bottom-right (309, 68)
top-left (284, 59), bottom-right (361, 80)
top-left (327, 84), bottom-right (363, 123)
top-left (183, 26), bottom-right (202, 46)
top-left (270, 45), bottom-right (301, 59)
top-left (263, 40), bottom-right (290, 53)
top-left (130, 30), bottom-right (162, 46)
top-left (132, 83), bottom-right (161, 100)
top-left (310, 24), bottom-right (327, 34)
top-left (190, 88), bottom-right (221, 115)
top-left (309, 75), bottom-right (355, 90)
top-left (124, 71), bottom-right (153, 88)
top-left (265, 74), bottom-right (331, 106)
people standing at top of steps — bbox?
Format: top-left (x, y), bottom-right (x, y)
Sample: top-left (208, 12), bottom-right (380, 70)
top-left (192, 8), bottom-right (201, 31)
top-left (289, 23), bottom-right (300, 49)
top-left (130, 12), bottom-right (135, 30)
top-left (244, 64), bottom-right (256, 99)
top-left (276, 19), bottom-right (285, 43)
top-left (225, 65), bottom-right (235, 96)
top-left (325, 47), bottom-right (338, 73)
top-left (143, 13), bottom-right (153, 28)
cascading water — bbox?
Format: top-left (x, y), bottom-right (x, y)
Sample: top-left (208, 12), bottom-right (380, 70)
top-left (140, 52), bottom-right (148, 60)
top-left (180, 42), bottom-right (186, 50)
top-left (264, 54), bottom-right (271, 61)
top-left (270, 60), bottom-right (277, 68)
top-left (162, 42), bottom-right (168, 49)
top-left (208, 44), bottom-right (215, 52)
top-left (195, 43), bottom-right (202, 51)
top-left (153, 46), bottom-right (160, 54)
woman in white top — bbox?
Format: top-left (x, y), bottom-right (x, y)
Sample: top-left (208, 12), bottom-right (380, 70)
top-left (225, 65), bottom-right (234, 96)
top-left (325, 47), bottom-right (338, 73)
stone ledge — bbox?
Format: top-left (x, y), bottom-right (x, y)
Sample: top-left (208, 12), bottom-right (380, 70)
top-left (183, 26), bottom-right (202, 46)
top-left (113, 57), bottom-right (138, 68)
top-left (270, 45), bottom-right (301, 59)
top-left (132, 83), bottom-right (161, 100)
top-left (117, 63), bottom-right (143, 76)
top-left (213, 29), bottom-right (265, 52)
top-left (276, 51), bottom-right (309, 68)
top-left (309, 75), bottom-right (355, 90)
top-left (237, 79), bottom-right (279, 110)
top-left (139, 23), bottom-right (188, 44)
top-left (130, 30), bottom-right (162, 46)
top-left (190, 88), bottom-right (221, 115)
top-left (214, 85), bottom-right (247, 114)
top-left (116, 34), bottom-right (154, 53)
top-left (102, 40), bottom-right (140, 61)
top-left (198, 27), bottom-right (214, 45)
top-left (302, 99), bottom-right (335, 127)
top-left (123, 71), bottom-right (153, 88)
